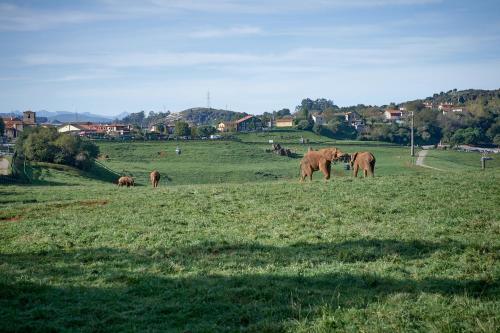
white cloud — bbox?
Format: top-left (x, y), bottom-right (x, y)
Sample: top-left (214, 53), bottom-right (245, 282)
top-left (21, 34), bottom-right (497, 71)
top-left (189, 26), bottom-right (263, 38)
top-left (0, 0), bottom-right (443, 31)
top-left (0, 3), bottom-right (114, 31)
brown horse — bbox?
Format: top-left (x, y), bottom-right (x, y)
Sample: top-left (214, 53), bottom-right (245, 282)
top-left (118, 176), bottom-right (135, 187)
top-left (150, 170), bottom-right (161, 188)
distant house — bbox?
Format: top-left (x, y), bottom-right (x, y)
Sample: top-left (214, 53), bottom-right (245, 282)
top-left (57, 122), bottom-right (131, 136)
top-left (105, 124), bottom-right (132, 135)
top-left (438, 103), bottom-right (464, 115)
top-left (58, 123), bottom-right (86, 134)
top-left (438, 103), bottom-right (453, 111)
top-left (423, 102), bottom-right (434, 109)
top-left (275, 117), bottom-right (294, 128)
top-left (384, 110), bottom-right (403, 121)
top-left (311, 113), bottom-right (324, 125)
top-left (235, 115), bottom-right (262, 132)
top-left (345, 112), bottom-right (361, 125)
top-left (345, 112), bottom-right (364, 131)
top-left (217, 121), bottom-right (236, 133)
top-left (1, 111), bottom-right (38, 140)
top-left (2, 117), bottom-right (23, 139)
top-left (442, 107), bottom-right (465, 115)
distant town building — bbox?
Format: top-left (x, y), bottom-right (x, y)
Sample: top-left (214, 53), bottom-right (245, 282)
top-left (217, 121), bottom-right (236, 133)
top-left (345, 112), bottom-right (360, 125)
top-left (234, 115), bottom-right (262, 132)
top-left (384, 110), bottom-right (403, 121)
top-left (23, 110), bottom-right (36, 125)
top-left (58, 122), bottom-right (132, 136)
top-left (423, 102), bottom-right (434, 109)
top-left (1, 111), bottom-right (38, 139)
top-left (437, 102), bottom-right (454, 113)
top-left (275, 117), bottom-right (294, 128)
top-left (441, 106), bottom-right (465, 115)
top-left (311, 113), bottom-right (324, 125)
top-left (345, 112), bottom-right (365, 131)
top-left (58, 124), bottom-right (87, 134)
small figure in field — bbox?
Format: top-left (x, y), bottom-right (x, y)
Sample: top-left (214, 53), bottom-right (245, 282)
top-left (150, 170), bottom-right (161, 188)
top-left (117, 176), bottom-right (135, 187)
top-left (350, 152), bottom-right (376, 177)
top-left (299, 147), bottom-right (346, 182)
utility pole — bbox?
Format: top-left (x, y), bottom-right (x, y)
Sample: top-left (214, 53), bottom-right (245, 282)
top-left (410, 111), bottom-right (415, 157)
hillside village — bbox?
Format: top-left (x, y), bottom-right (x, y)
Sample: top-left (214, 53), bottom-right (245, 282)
top-left (1, 89), bottom-right (499, 147)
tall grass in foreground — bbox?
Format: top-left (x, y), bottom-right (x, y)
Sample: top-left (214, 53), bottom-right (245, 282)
top-left (1, 167), bottom-right (498, 332)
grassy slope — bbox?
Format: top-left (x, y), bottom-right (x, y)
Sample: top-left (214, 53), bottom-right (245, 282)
top-left (1, 132), bottom-right (499, 332)
top-left (425, 149), bottom-right (500, 172)
top-left (96, 130), bottom-right (419, 186)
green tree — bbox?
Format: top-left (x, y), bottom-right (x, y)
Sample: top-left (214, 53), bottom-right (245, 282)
top-left (451, 128), bottom-right (483, 145)
top-left (17, 127), bottom-right (59, 162)
top-left (15, 127), bottom-right (99, 170)
top-left (297, 120), bottom-right (312, 131)
top-left (190, 126), bottom-right (198, 137)
top-left (174, 121), bottom-right (191, 137)
top-left (197, 125), bottom-right (216, 137)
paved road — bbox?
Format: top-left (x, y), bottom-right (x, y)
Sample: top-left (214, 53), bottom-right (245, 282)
top-left (416, 150), bottom-right (444, 171)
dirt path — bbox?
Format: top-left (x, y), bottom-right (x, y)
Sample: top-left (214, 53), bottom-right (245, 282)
top-left (416, 150), bottom-right (444, 171)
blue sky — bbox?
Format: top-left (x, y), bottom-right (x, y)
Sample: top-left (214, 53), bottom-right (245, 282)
top-left (0, 0), bottom-right (499, 116)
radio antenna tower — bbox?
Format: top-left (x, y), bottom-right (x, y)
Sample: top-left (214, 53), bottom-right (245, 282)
top-left (207, 90), bottom-right (211, 109)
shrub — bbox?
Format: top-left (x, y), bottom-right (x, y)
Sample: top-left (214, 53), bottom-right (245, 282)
top-left (16, 127), bottom-right (99, 170)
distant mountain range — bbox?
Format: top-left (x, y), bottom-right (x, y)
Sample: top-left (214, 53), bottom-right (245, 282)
top-left (0, 110), bottom-right (129, 123)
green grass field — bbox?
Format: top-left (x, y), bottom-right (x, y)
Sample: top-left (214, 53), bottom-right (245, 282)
top-left (1, 130), bottom-right (499, 332)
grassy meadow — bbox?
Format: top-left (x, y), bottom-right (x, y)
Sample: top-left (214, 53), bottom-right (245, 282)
top-left (1, 130), bottom-right (499, 332)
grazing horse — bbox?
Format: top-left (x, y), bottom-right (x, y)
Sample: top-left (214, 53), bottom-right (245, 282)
top-left (150, 170), bottom-right (161, 188)
top-left (118, 176), bottom-right (135, 187)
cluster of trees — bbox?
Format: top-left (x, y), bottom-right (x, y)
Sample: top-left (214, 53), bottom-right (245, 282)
top-left (292, 90), bottom-right (499, 146)
top-left (180, 108), bottom-right (246, 124)
top-left (172, 121), bottom-right (217, 138)
top-left (15, 127), bottom-right (99, 170)
top-left (120, 111), bottom-right (171, 128)
top-left (291, 98), bottom-right (357, 140)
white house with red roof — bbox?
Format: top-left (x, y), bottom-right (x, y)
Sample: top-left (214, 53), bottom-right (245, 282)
top-left (384, 109), bottom-right (403, 121)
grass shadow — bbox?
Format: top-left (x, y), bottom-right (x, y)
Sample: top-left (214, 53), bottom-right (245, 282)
top-left (1, 239), bottom-right (495, 332)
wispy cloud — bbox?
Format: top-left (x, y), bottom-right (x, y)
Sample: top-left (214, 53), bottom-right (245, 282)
top-left (21, 34), bottom-right (496, 71)
top-left (0, 3), bottom-right (114, 31)
top-left (189, 26), bottom-right (263, 38)
top-left (0, 0), bottom-right (443, 31)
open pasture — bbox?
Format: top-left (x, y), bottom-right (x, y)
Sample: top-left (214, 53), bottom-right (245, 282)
top-left (1, 132), bottom-right (499, 332)
top-left (96, 133), bottom-right (419, 186)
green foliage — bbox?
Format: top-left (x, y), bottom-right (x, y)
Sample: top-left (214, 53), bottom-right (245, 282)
top-left (189, 125), bottom-right (197, 137)
top-left (121, 111), bottom-right (146, 127)
top-left (295, 98), bottom-right (336, 113)
top-left (15, 127), bottom-right (99, 170)
top-left (450, 127), bottom-right (484, 145)
top-left (181, 107), bottom-right (247, 125)
top-left (174, 121), bottom-right (190, 137)
top-left (197, 125), bottom-right (216, 137)
top-left (296, 119), bottom-right (313, 131)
